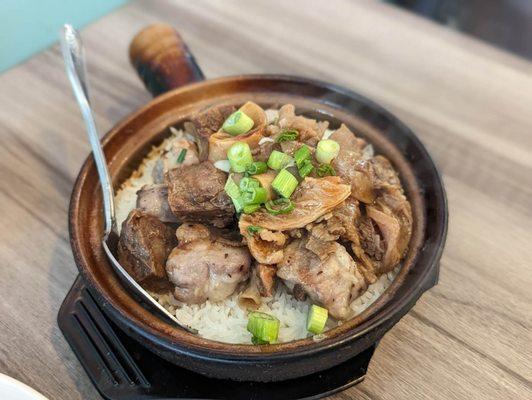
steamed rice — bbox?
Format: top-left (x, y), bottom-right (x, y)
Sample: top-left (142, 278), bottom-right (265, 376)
top-left (114, 126), bottom-right (399, 344)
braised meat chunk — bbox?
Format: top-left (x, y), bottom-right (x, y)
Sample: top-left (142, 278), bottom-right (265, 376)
top-left (187, 105), bottom-right (236, 139)
top-left (166, 161), bottom-right (234, 228)
top-left (136, 184), bottom-right (178, 223)
top-left (366, 155), bottom-right (401, 188)
top-left (305, 199), bottom-right (379, 284)
top-left (166, 223), bottom-right (251, 304)
top-left (355, 156), bottom-right (413, 275)
top-left (118, 209), bottom-right (177, 291)
top-left (277, 238), bottom-right (367, 320)
top-left (331, 124), bottom-right (375, 204)
top-left (184, 105), bottom-right (236, 160)
top-left (367, 194), bottom-right (412, 274)
top-left (328, 125), bottom-right (413, 278)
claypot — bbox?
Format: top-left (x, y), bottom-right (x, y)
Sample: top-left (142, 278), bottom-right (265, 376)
top-left (68, 24), bottom-right (447, 382)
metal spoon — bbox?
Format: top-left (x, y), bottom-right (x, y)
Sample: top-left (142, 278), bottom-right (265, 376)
top-left (60, 24), bottom-right (191, 331)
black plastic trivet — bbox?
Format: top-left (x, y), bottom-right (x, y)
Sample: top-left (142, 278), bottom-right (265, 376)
top-left (58, 275), bottom-right (374, 400)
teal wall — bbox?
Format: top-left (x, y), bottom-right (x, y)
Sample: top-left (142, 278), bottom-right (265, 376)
top-left (0, 0), bottom-right (128, 72)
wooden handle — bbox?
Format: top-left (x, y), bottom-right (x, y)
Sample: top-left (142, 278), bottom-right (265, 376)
top-left (129, 24), bottom-right (204, 97)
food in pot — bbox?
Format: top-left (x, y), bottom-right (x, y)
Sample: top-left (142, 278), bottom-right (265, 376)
top-left (165, 161), bottom-right (234, 228)
top-left (166, 223), bottom-right (251, 304)
top-left (117, 209), bottom-right (177, 291)
top-left (114, 102), bottom-right (413, 344)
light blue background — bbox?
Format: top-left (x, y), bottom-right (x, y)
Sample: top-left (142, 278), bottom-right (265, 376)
top-left (0, 0), bottom-right (128, 72)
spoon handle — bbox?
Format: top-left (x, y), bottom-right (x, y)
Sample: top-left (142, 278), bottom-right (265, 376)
top-left (60, 24), bottom-right (116, 233)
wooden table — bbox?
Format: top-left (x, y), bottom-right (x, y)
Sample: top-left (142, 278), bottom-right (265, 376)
top-left (0, 1), bottom-right (530, 399)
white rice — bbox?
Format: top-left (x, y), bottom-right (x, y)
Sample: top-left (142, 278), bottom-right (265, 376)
top-left (114, 126), bottom-right (399, 343)
top-left (115, 130), bottom-right (181, 231)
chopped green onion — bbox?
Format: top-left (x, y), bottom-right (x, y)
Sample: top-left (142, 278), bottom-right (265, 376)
top-left (316, 164), bottom-right (336, 177)
top-left (232, 196), bottom-right (245, 213)
top-left (222, 111), bottom-right (254, 136)
top-left (265, 198), bottom-right (295, 215)
top-left (298, 159), bottom-right (314, 178)
top-left (225, 175), bottom-right (244, 212)
top-left (247, 225), bottom-right (263, 234)
top-left (228, 142), bottom-right (253, 173)
top-left (239, 177), bottom-right (260, 192)
top-left (294, 144), bottom-right (313, 177)
top-left (224, 175), bottom-right (241, 199)
top-left (246, 161), bottom-right (268, 175)
top-left (306, 304), bottom-right (328, 334)
top-left (272, 169), bottom-right (298, 198)
top-left (176, 148), bottom-right (187, 164)
top-left (276, 129), bottom-right (298, 143)
top-left (243, 187), bottom-right (267, 205)
top-left (267, 150), bottom-right (293, 171)
top-left (294, 144), bottom-right (311, 168)
top-left (251, 336), bottom-right (269, 345)
top-left (243, 203), bottom-right (261, 214)
top-left (315, 139), bottom-right (340, 164)
top-left (247, 311), bottom-right (280, 344)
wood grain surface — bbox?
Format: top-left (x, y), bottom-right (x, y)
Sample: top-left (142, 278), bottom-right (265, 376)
top-left (0, 0), bottom-right (531, 399)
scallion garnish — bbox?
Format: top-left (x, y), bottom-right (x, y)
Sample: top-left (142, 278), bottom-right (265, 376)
top-left (247, 225), bottom-right (263, 234)
top-left (298, 159), bottom-right (314, 178)
top-left (222, 110), bottom-right (254, 136)
top-left (224, 174), bottom-right (241, 199)
top-left (265, 198), bottom-right (295, 215)
top-left (176, 148), bottom-right (187, 164)
top-left (306, 304), bottom-right (328, 334)
top-left (267, 150), bottom-right (293, 171)
top-left (224, 175), bottom-right (244, 213)
top-left (227, 141), bottom-right (253, 173)
top-left (251, 336), bottom-right (269, 345)
top-left (316, 164), bottom-right (336, 177)
top-left (272, 169), bottom-right (298, 198)
top-left (239, 177), bottom-right (260, 192)
top-left (246, 161), bottom-right (268, 175)
top-left (233, 197), bottom-right (246, 213)
top-left (243, 203), bottom-right (261, 214)
top-left (294, 144), bottom-right (311, 168)
top-left (276, 129), bottom-right (298, 143)
top-left (294, 144), bottom-right (314, 178)
top-left (243, 187), bottom-right (267, 205)
top-left (247, 311), bottom-right (280, 344)
top-left (315, 139), bottom-right (340, 164)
